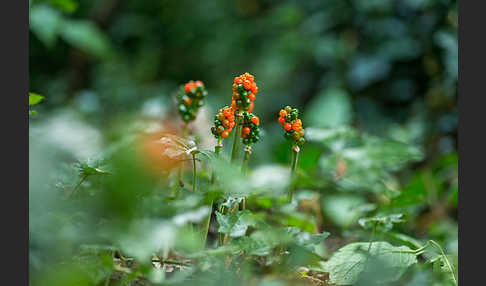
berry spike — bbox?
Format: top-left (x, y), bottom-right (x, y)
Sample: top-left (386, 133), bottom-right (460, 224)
top-left (178, 80), bottom-right (208, 123)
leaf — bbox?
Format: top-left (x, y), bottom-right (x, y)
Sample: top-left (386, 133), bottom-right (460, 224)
top-left (29, 4), bottom-right (63, 47)
top-left (321, 194), bottom-right (375, 228)
top-left (285, 227), bottom-right (329, 254)
top-left (358, 213), bottom-right (405, 231)
top-left (319, 242), bottom-right (417, 285)
top-left (29, 93), bottom-right (45, 106)
top-left (47, 0), bottom-right (79, 13)
top-left (305, 88), bottom-right (353, 128)
top-left (312, 127), bottom-right (423, 193)
top-left (216, 210), bottom-right (259, 238)
top-left (59, 19), bottom-right (112, 58)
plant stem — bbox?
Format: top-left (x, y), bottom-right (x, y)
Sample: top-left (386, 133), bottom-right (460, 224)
top-left (429, 240), bottom-right (458, 286)
top-left (192, 152), bottom-right (197, 192)
top-left (211, 138), bottom-right (223, 184)
top-left (287, 145), bottom-right (300, 202)
top-left (242, 145), bottom-right (252, 174)
top-left (230, 112), bottom-right (243, 163)
top-left (202, 201), bottom-right (213, 248)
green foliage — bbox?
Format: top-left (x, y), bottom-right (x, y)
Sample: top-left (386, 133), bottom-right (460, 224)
top-left (29, 92), bottom-right (44, 106)
top-left (318, 242), bottom-right (417, 285)
top-left (28, 0), bottom-right (457, 284)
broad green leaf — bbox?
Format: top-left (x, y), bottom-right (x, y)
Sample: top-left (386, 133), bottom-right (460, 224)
top-left (29, 4), bottom-right (63, 47)
top-left (305, 88), bottom-right (352, 128)
top-left (216, 210), bottom-right (259, 238)
top-left (59, 20), bottom-right (112, 58)
top-left (319, 242), bottom-right (417, 285)
top-left (312, 127), bottom-right (423, 193)
top-left (29, 93), bottom-right (45, 106)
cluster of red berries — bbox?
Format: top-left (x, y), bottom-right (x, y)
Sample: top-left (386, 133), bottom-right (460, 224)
top-left (211, 106), bottom-right (236, 139)
top-left (231, 72), bottom-right (259, 113)
top-left (278, 106), bottom-right (305, 146)
top-left (178, 80), bottom-right (208, 122)
top-left (240, 112), bottom-right (261, 145)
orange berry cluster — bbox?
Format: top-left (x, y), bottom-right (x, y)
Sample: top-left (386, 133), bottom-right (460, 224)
top-left (231, 72), bottom-right (259, 113)
top-left (211, 106), bottom-right (236, 139)
top-left (278, 106), bottom-right (305, 146)
top-left (240, 112), bottom-right (261, 145)
top-left (178, 80), bottom-right (208, 122)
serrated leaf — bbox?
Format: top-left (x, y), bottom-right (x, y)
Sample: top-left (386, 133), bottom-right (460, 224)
top-left (29, 93), bottom-right (45, 106)
top-left (216, 210), bottom-right (259, 238)
top-left (319, 242), bottom-right (417, 285)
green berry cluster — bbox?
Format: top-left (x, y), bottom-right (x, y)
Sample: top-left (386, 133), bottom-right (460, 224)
top-left (178, 80), bottom-right (208, 122)
top-left (278, 106), bottom-right (306, 146)
top-left (240, 112), bottom-right (261, 146)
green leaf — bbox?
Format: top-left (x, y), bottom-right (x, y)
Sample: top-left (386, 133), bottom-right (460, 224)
top-left (59, 20), bottom-right (112, 58)
top-left (47, 0), bottom-right (79, 13)
top-left (29, 4), bottom-right (63, 47)
top-left (285, 227), bottom-right (329, 254)
top-left (319, 242), bottom-right (417, 285)
top-left (29, 93), bottom-right (45, 106)
top-left (305, 88), bottom-right (352, 128)
top-left (216, 210), bottom-right (259, 238)
top-left (321, 194), bottom-right (375, 228)
top-left (358, 213), bottom-right (405, 232)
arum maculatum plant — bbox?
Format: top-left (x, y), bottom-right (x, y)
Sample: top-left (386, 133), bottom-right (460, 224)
top-left (278, 106), bottom-right (305, 202)
top-left (176, 80), bottom-right (207, 186)
top-left (230, 72), bottom-right (259, 162)
top-left (177, 80), bottom-right (207, 124)
top-left (210, 106), bottom-right (236, 183)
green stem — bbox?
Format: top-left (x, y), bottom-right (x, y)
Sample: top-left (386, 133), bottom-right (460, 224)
top-left (288, 145), bottom-right (300, 202)
top-left (202, 201), bottom-right (213, 248)
top-left (242, 145), bottom-right (252, 174)
top-left (429, 240), bottom-right (458, 286)
top-left (230, 112), bottom-right (243, 163)
top-left (211, 138), bottom-right (222, 184)
top-left (192, 152), bottom-right (197, 192)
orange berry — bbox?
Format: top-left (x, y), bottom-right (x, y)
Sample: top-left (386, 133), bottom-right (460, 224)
top-left (184, 82), bottom-right (193, 93)
top-left (248, 102), bottom-right (254, 113)
top-left (295, 119), bottom-right (302, 127)
top-left (228, 115), bottom-right (235, 122)
top-left (251, 85), bottom-right (258, 94)
top-left (279, 109), bottom-right (287, 117)
top-left (251, 116), bottom-right (260, 125)
top-left (231, 100), bottom-right (237, 110)
top-left (247, 74), bottom-right (254, 82)
top-left (234, 77), bottom-right (243, 85)
top-left (248, 93), bottom-right (256, 101)
top-left (222, 131), bottom-right (229, 138)
top-left (195, 80), bottom-right (203, 87)
top-left (278, 117), bottom-right (286, 125)
top-left (243, 127), bottom-right (251, 135)
top-left (243, 80), bottom-right (252, 90)
top-left (223, 109), bottom-right (231, 117)
top-left (292, 123), bottom-right (301, 132)
top-left (227, 128), bottom-right (233, 133)
top-left (284, 123), bottom-right (292, 131)
top-left (229, 121), bottom-right (236, 129)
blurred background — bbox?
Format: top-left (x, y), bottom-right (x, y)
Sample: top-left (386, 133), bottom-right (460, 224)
top-left (29, 0), bottom-right (457, 285)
